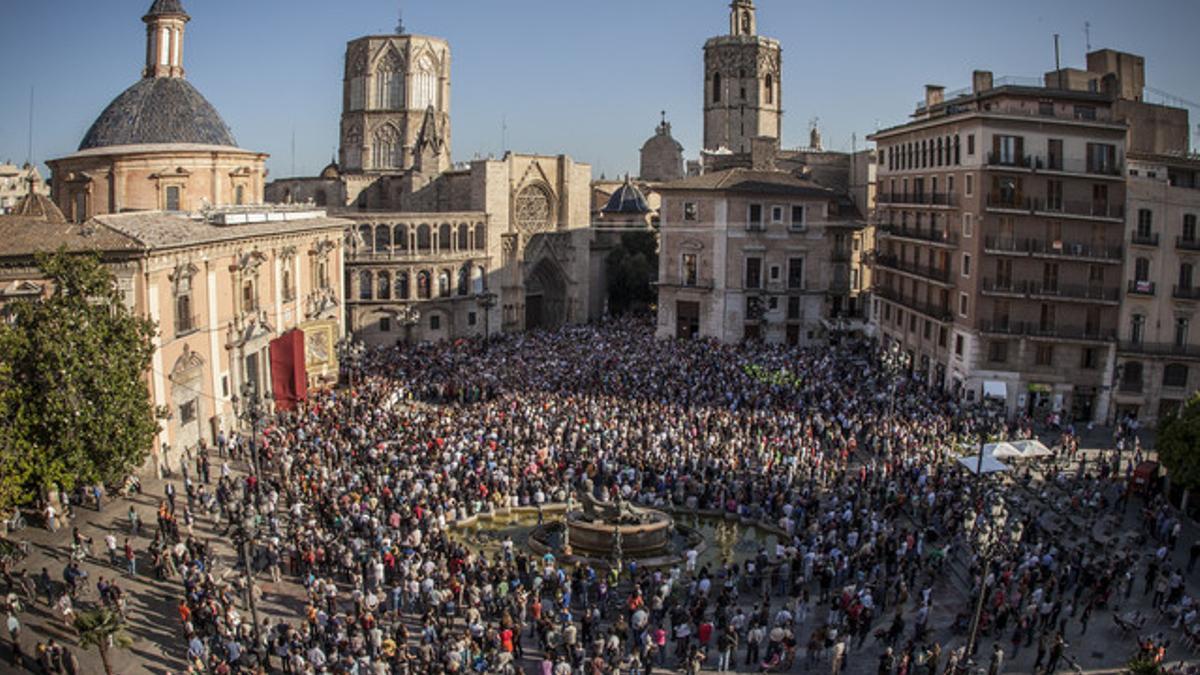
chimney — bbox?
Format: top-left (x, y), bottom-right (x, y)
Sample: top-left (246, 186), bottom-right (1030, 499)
top-left (972, 70), bottom-right (993, 94)
top-left (924, 85), bottom-right (945, 109)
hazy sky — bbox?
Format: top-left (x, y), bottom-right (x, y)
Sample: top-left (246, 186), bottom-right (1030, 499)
top-left (2, 0), bottom-right (1198, 181)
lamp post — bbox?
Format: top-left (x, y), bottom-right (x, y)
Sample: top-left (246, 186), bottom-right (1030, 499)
top-left (476, 292), bottom-right (497, 351)
top-left (232, 510), bottom-right (264, 654)
top-left (233, 382), bottom-right (265, 484)
top-left (879, 340), bottom-right (906, 456)
top-left (395, 306), bottom-right (421, 347)
top-left (336, 338), bottom-right (365, 423)
top-left (959, 493), bottom-right (1022, 673)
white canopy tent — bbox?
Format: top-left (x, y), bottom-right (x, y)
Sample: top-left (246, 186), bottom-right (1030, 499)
top-left (982, 442), bottom-right (1023, 458)
top-left (1009, 439), bottom-right (1053, 458)
top-left (957, 454), bottom-right (1011, 475)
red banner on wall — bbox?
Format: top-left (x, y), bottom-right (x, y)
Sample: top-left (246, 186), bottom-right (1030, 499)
top-left (269, 329), bottom-right (308, 411)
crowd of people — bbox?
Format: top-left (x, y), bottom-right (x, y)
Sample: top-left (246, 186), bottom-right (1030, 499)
top-left (4, 320), bottom-right (1198, 674)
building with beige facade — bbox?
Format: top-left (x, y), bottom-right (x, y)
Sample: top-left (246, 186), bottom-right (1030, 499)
top-left (655, 164), bottom-right (866, 344)
top-left (0, 0), bottom-right (351, 473)
top-left (0, 163), bottom-right (49, 215)
top-left (871, 63), bottom-right (1136, 423)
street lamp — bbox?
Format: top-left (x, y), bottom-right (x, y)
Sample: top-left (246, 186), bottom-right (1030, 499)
top-left (231, 510), bottom-right (264, 657)
top-left (879, 340), bottom-right (906, 456)
top-left (958, 493), bottom-right (1023, 673)
top-left (232, 382), bottom-right (265, 483)
top-left (476, 292), bottom-right (497, 351)
top-left (336, 338), bottom-right (366, 422)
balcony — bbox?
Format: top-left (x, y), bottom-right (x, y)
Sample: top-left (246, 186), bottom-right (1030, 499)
top-left (874, 286), bottom-right (952, 322)
top-left (1118, 341), bottom-right (1200, 359)
top-left (877, 192), bottom-right (959, 208)
top-left (986, 152), bottom-right (1033, 169)
top-left (982, 236), bottom-right (1123, 262)
top-left (1174, 285), bottom-right (1200, 300)
top-left (980, 278), bottom-right (1120, 304)
top-left (1030, 155), bottom-right (1124, 177)
top-left (1131, 232), bottom-right (1160, 247)
top-left (874, 253), bottom-right (952, 284)
top-left (878, 223), bottom-right (959, 247)
top-left (979, 319), bottom-right (1116, 342)
top-left (657, 277), bottom-right (715, 291)
top-left (1127, 280), bottom-right (1157, 296)
top-left (1177, 237), bottom-right (1200, 251)
top-left (985, 196), bottom-right (1125, 221)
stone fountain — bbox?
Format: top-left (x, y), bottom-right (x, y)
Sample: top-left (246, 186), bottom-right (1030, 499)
top-left (563, 478), bottom-right (674, 557)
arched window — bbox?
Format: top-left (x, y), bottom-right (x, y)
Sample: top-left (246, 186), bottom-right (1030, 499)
top-left (359, 271), bottom-right (373, 300)
top-left (235, 185), bottom-right (245, 205)
top-left (438, 224), bottom-right (452, 251)
top-left (396, 271), bottom-right (410, 300)
top-left (764, 74), bottom-right (774, 104)
top-left (472, 266), bottom-right (485, 294)
top-left (712, 72), bottom-right (722, 103)
top-left (457, 224), bottom-right (469, 251)
top-left (344, 126), bottom-right (363, 170)
top-left (473, 224), bottom-right (485, 250)
top-left (175, 294), bottom-right (192, 334)
top-left (457, 266), bottom-right (469, 296)
top-left (374, 51), bottom-right (404, 110)
top-left (375, 225), bottom-right (391, 252)
top-left (413, 54), bottom-right (437, 110)
top-left (417, 224), bottom-right (432, 252)
top-left (372, 124), bottom-right (401, 170)
top-left (393, 224), bottom-right (409, 252)
top-left (1164, 363), bottom-right (1189, 388)
top-left (165, 186), bottom-right (181, 211)
top-left (377, 271), bottom-right (391, 300)
top-left (416, 271), bottom-right (431, 299)
top-left (438, 270), bottom-right (451, 297)
top-left (358, 224), bottom-right (373, 253)
top-left (281, 267), bottom-right (294, 301)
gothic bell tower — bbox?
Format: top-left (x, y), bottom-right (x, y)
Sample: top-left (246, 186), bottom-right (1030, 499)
top-left (703, 0), bottom-right (782, 153)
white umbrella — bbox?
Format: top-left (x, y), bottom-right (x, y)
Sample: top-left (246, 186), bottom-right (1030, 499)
top-left (957, 454), bottom-right (1011, 475)
top-left (981, 442), bottom-right (1022, 459)
top-left (1010, 439), bottom-right (1052, 458)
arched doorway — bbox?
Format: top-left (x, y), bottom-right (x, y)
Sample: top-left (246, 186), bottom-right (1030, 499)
top-left (524, 257), bottom-right (568, 330)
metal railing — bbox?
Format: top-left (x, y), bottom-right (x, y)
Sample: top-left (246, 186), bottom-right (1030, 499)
top-left (877, 192), bottom-right (959, 207)
top-left (985, 196), bottom-right (1125, 220)
top-left (874, 286), bottom-right (953, 322)
top-left (875, 254), bottom-right (952, 283)
top-left (1127, 280), bottom-right (1157, 296)
top-left (1118, 341), bottom-right (1200, 359)
top-left (879, 224), bottom-right (960, 246)
top-left (983, 237), bottom-right (1123, 261)
top-left (987, 152), bottom-right (1032, 168)
top-left (1176, 237), bottom-right (1200, 251)
top-left (1173, 285), bottom-right (1200, 300)
top-left (980, 278), bottom-right (1119, 302)
top-left (979, 319), bottom-right (1116, 341)
top-left (1131, 232), bottom-right (1160, 247)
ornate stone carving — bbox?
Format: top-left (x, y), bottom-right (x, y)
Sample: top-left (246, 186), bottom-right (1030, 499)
top-left (513, 184), bottom-right (554, 235)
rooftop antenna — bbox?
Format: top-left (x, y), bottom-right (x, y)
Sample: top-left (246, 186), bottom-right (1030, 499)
top-left (1084, 21), bottom-right (1092, 52)
top-left (396, 0), bottom-right (406, 34)
top-left (291, 127), bottom-right (297, 178)
top-left (26, 85), bottom-right (34, 167)
top-left (1053, 34), bottom-right (1062, 89)
top-left (501, 114), bottom-right (508, 156)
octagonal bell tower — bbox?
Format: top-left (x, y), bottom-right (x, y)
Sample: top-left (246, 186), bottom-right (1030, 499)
top-left (703, 0), bottom-right (782, 153)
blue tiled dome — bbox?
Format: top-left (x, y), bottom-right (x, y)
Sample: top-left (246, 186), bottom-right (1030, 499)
top-left (602, 179), bottom-right (650, 215)
top-left (78, 77), bottom-right (237, 151)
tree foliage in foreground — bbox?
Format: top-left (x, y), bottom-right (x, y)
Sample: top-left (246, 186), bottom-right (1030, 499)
top-left (0, 251), bottom-right (159, 511)
top-left (1158, 392), bottom-right (1200, 493)
top-left (606, 230), bottom-right (659, 316)
top-left (74, 607), bottom-right (134, 675)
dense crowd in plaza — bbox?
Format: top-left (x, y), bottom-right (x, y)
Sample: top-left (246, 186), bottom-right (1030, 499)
top-left (4, 320), bottom-right (1200, 674)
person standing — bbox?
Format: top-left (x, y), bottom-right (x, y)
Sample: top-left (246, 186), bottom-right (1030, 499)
top-left (124, 539), bottom-right (136, 578)
top-left (6, 610), bottom-right (21, 666)
top-left (43, 503), bottom-right (58, 533)
top-left (987, 643), bottom-right (1004, 675)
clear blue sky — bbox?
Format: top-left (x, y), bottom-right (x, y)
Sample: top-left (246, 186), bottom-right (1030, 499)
top-left (1, 0), bottom-right (1198, 181)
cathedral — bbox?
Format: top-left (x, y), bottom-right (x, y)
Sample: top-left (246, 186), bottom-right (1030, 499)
top-left (267, 27), bottom-right (597, 345)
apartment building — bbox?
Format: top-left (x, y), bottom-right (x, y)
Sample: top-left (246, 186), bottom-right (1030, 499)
top-left (870, 70), bottom-right (1127, 423)
top-left (1114, 154), bottom-right (1200, 423)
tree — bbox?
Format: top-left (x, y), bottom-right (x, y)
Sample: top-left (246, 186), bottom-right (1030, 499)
top-left (0, 251), bottom-right (160, 511)
top-left (1158, 392), bottom-right (1200, 494)
top-left (73, 607), bottom-right (133, 675)
top-left (605, 230), bottom-right (659, 316)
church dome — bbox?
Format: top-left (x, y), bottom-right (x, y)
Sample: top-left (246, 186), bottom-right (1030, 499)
top-left (12, 191), bottom-right (66, 223)
top-left (79, 77), bottom-right (237, 151)
top-left (320, 161), bottom-right (341, 179)
top-left (602, 178), bottom-right (650, 215)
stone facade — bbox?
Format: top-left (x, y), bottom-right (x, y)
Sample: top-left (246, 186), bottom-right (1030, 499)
top-left (703, 1), bottom-right (781, 154)
top-left (640, 116), bottom-right (684, 183)
top-left (0, 164), bottom-right (49, 214)
top-left (1113, 154), bottom-right (1200, 425)
top-left (655, 168), bottom-right (865, 345)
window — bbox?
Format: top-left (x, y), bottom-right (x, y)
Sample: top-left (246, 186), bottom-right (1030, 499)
top-left (1180, 263), bottom-right (1194, 291)
top-left (179, 400), bottom-right (197, 425)
top-left (683, 202), bottom-right (698, 221)
top-left (242, 279), bottom-right (258, 312)
top-left (769, 265), bottom-right (780, 281)
top-left (175, 294), bottom-right (193, 335)
top-left (787, 296), bottom-right (801, 321)
top-left (165, 186), bottom-right (181, 212)
top-left (1185, 214), bottom-right (1198, 242)
top-left (961, 253), bottom-right (971, 278)
top-left (947, 175), bottom-right (955, 194)
top-left (771, 206), bottom-right (784, 224)
top-left (416, 271), bottom-right (431, 299)
top-left (377, 271), bottom-right (392, 300)
top-left (1176, 318), bottom-right (1190, 347)
top-left (349, 76), bottom-right (366, 111)
top-left (1122, 361), bottom-right (1144, 392)
top-left (748, 204), bottom-right (763, 229)
top-left (375, 52), bottom-right (404, 110)
top-left (1135, 257), bottom-right (1151, 283)
top-left (988, 341), bottom-right (1008, 363)
top-left (765, 74), bottom-right (774, 104)
top-left (1137, 209), bottom-right (1153, 237)
top-left (1046, 180), bottom-right (1063, 211)
top-left (1074, 105), bottom-right (1097, 121)
top-left (955, 334), bottom-right (964, 357)
top-left (682, 254), bottom-right (698, 287)
top-left (468, 312), bottom-right (477, 327)
top-left (235, 185), bottom-right (245, 206)
top-left (1164, 363), bottom-right (1189, 388)
top-left (359, 271), bottom-right (373, 300)
top-left (1131, 314), bottom-right (1146, 344)
top-left (712, 73), bottom-right (721, 103)
top-left (438, 270), bottom-right (451, 298)
top-left (967, 134), bottom-right (976, 156)
top-left (282, 268), bottom-right (294, 302)
top-left (1038, 101), bottom-right (1055, 116)
top-left (429, 314), bottom-right (441, 331)
top-left (379, 317), bottom-right (392, 333)
top-left (372, 124), bottom-right (401, 169)
top-left (745, 257), bottom-right (762, 289)
top-left (923, 319), bottom-right (932, 340)
top-left (939, 326), bottom-right (948, 347)
top-left (965, 174), bottom-right (974, 197)
top-left (1087, 143), bottom-right (1115, 173)
top-left (395, 272), bottom-right (409, 299)
top-left (1047, 139), bottom-right (1063, 170)
top-left (959, 292), bottom-right (969, 318)
top-left (962, 213), bottom-right (974, 238)
top-left (789, 205), bottom-right (806, 229)
top-left (787, 258), bottom-right (804, 290)
top-left (412, 55), bottom-right (437, 110)
top-left (318, 261), bottom-right (329, 290)
top-left (1035, 344), bottom-right (1054, 366)
top-left (1081, 347), bottom-right (1098, 370)
top-left (954, 135), bottom-right (961, 164)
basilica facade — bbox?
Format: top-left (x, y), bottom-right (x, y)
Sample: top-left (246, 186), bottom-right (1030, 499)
top-left (267, 30), bottom-right (597, 345)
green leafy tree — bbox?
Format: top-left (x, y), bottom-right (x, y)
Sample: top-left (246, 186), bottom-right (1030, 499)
top-left (0, 251), bottom-right (160, 510)
top-left (605, 230), bottom-right (659, 315)
top-left (1126, 656), bottom-right (1163, 675)
top-left (73, 607), bottom-right (134, 675)
top-left (1158, 392), bottom-right (1200, 493)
